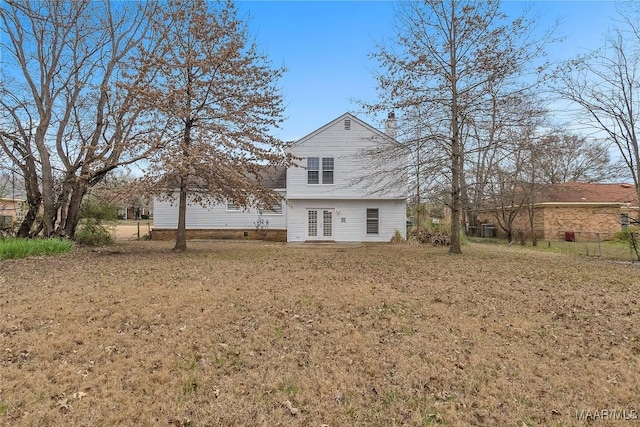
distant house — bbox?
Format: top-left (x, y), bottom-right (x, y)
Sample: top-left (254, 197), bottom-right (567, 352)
top-left (478, 182), bottom-right (639, 241)
top-left (117, 203), bottom-right (153, 220)
top-left (152, 112), bottom-right (408, 242)
top-left (0, 197), bottom-right (26, 228)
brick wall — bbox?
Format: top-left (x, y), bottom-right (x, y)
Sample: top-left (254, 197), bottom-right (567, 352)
top-left (150, 228), bottom-right (287, 242)
top-left (478, 204), bottom-right (633, 241)
top-left (543, 206), bottom-right (624, 240)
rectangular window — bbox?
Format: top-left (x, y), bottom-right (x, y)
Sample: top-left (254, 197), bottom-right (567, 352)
top-left (259, 203), bottom-right (283, 215)
top-left (322, 157), bottom-right (334, 184)
top-left (307, 157), bottom-right (319, 184)
top-left (344, 119), bottom-right (351, 130)
top-left (621, 213), bottom-right (630, 231)
top-left (366, 208), bottom-right (379, 235)
top-left (307, 156), bottom-right (334, 185)
top-left (308, 210), bottom-right (318, 236)
top-left (226, 202), bottom-right (240, 212)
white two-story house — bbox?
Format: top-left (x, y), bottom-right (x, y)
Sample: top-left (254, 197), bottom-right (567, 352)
top-left (152, 112), bottom-right (407, 242)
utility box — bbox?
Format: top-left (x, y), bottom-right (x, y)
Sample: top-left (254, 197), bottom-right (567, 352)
top-left (481, 224), bottom-right (497, 238)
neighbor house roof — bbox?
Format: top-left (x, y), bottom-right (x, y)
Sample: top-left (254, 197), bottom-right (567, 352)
top-left (538, 182), bottom-right (638, 206)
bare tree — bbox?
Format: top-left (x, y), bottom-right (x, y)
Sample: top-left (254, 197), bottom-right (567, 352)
top-left (0, 0), bottom-right (161, 238)
top-left (559, 5), bottom-right (640, 205)
top-left (483, 123), bottom-right (535, 243)
top-left (535, 132), bottom-right (623, 184)
top-left (367, 0), bottom-right (555, 254)
top-left (462, 87), bottom-right (546, 237)
top-left (136, 0), bottom-right (291, 251)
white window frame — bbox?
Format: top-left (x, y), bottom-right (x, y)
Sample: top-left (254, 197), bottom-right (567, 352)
top-left (307, 157), bottom-right (319, 184)
top-left (307, 157), bottom-right (334, 185)
top-left (366, 208), bottom-right (379, 235)
top-left (259, 202), bottom-right (283, 215)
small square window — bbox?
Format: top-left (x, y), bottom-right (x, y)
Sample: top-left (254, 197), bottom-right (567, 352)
top-left (621, 213), bottom-right (630, 231)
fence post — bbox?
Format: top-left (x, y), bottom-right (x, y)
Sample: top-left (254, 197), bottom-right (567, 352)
top-left (137, 221), bottom-right (140, 240)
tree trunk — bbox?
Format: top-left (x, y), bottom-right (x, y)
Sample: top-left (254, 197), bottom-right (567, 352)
top-left (528, 204), bottom-right (537, 246)
top-left (449, 147), bottom-right (462, 254)
top-left (35, 130), bottom-right (57, 237)
top-left (174, 180), bottom-right (188, 251)
top-left (448, 7), bottom-right (462, 254)
top-left (16, 157), bottom-right (42, 238)
top-left (63, 181), bottom-right (88, 239)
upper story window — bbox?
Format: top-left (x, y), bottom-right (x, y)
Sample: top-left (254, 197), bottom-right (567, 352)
top-left (344, 119), bottom-right (351, 130)
top-left (307, 157), bottom-right (334, 184)
top-left (307, 157), bottom-right (319, 184)
top-left (322, 157), bottom-right (334, 184)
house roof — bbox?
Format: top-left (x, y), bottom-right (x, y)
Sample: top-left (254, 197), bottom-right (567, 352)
top-left (538, 182), bottom-right (638, 206)
top-left (159, 165), bottom-right (287, 191)
top-left (291, 112), bottom-right (397, 147)
top-left (258, 166), bottom-right (287, 189)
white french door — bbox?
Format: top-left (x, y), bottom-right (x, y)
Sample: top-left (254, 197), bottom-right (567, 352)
top-left (307, 209), bottom-right (334, 240)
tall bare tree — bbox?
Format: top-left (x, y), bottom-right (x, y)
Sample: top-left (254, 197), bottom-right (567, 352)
top-left (368, 0), bottom-right (554, 254)
top-left (559, 4), bottom-right (640, 204)
top-left (0, 0), bottom-right (161, 238)
top-left (137, 0), bottom-right (291, 251)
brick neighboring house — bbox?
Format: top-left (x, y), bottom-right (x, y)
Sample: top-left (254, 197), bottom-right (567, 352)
top-left (478, 182), bottom-right (639, 241)
top-left (0, 197), bottom-right (26, 227)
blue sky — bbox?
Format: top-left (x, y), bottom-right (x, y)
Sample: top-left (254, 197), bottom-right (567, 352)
top-left (236, 1), bottom-right (621, 141)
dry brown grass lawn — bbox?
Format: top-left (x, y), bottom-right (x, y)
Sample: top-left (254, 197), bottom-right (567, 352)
top-left (1, 241), bottom-right (639, 426)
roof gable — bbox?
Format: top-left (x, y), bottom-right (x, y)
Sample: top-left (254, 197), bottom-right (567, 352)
top-left (291, 112), bottom-right (393, 148)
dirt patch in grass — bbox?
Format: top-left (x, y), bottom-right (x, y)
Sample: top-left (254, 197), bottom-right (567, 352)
top-left (1, 241), bottom-right (639, 426)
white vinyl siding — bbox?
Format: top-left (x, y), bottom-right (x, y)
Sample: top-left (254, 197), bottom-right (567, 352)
top-left (153, 195), bottom-right (286, 230)
top-left (287, 199), bottom-right (405, 242)
top-left (226, 202), bottom-right (241, 212)
top-left (288, 114), bottom-right (405, 200)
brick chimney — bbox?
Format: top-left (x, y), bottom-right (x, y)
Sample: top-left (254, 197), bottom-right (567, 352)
top-left (385, 111), bottom-right (397, 139)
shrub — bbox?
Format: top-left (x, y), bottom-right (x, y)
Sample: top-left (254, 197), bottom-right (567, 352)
top-left (76, 198), bottom-right (116, 246)
top-left (254, 216), bottom-right (269, 240)
top-left (76, 219), bottom-right (113, 246)
top-left (389, 229), bottom-right (404, 244)
top-left (614, 228), bottom-right (640, 243)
